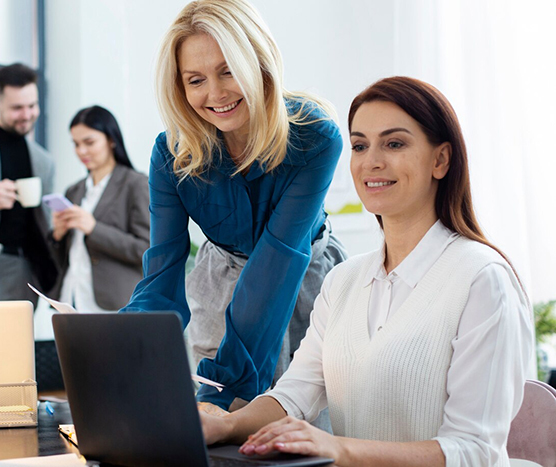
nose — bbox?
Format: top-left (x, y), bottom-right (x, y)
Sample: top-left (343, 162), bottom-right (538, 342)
top-left (75, 145), bottom-right (87, 157)
top-left (208, 79), bottom-right (228, 103)
top-left (362, 146), bottom-right (386, 171)
top-left (21, 107), bottom-right (33, 121)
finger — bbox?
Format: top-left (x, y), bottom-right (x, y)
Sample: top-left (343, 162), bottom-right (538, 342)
top-left (62, 212), bottom-right (83, 223)
top-left (65, 220), bottom-right (81, 230)
top-left (241, 420), bottom-right (308, 455)
top-left (0, 179), bottom-right (16, 190)
top-left (249, 417), bottom-right (305, 446)
top-left (274, 440), bottom-right (317, 456)
top-left (249, 430), bottom-right (312, 456)
top-left (244, 418), bottom-right (293, 446)
top-left (57, 210), bottom-right (76, 220)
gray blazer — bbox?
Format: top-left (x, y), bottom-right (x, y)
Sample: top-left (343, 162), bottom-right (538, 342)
top-left (50, 164), bottom-right (149, 310)
top-left (0, 139), bottom-right (58, 291)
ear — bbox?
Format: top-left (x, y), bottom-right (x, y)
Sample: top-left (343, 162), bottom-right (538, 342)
top-left (432, 142), bottom-right (451, 180)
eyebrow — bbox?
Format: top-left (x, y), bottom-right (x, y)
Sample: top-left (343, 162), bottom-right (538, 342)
top-left (11, 102), bottom-right (37, 108)
top-left (181, 61), bottom-right (228, 76)
top-left (350, 127), bottom-right (413, 138)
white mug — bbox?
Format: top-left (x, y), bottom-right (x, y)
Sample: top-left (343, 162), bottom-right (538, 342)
top-left (15, 176), bottom-right (42, 208)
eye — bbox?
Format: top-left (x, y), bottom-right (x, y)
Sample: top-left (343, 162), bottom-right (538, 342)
top-left (188, 78), bottom-right (204, 86)
top-left (223, 69), bottom-right (233, 77)
top-left (351, 144), bottom-right (367, 153)
top-left (387, 141), bottom-right (404, 149)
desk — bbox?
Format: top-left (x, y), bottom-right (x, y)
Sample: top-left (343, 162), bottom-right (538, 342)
top-left (0, 401), bottom-right (78, 461)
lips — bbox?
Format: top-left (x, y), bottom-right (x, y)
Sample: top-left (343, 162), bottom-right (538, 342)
top-left (209, 99), bottom-right (242, 113)
top-left (366, 181), bottom-right (395, 188)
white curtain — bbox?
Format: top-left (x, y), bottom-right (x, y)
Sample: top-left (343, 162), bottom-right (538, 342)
top-left (392, 0), bottom-right (556, 302)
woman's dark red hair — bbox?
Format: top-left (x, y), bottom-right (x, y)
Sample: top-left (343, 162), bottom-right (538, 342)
top-left (349, 76), bottom-right (517, 274)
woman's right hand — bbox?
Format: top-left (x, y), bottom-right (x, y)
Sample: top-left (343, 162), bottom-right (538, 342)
top-left (52, 210), bottom-right (70, 241)
top-left (199, 409), bottom-right (234, 446)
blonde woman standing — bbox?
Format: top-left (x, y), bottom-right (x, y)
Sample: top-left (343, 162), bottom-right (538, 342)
top-left (121, 0), bottom-right (346, 413)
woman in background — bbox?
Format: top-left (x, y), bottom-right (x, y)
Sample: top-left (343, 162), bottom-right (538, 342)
top-left (50, 105), bottom-right (149, 312)
top-left (200, 76), bottom-right (535, 466)
top-left (121, 0), bottom-right (346, 413)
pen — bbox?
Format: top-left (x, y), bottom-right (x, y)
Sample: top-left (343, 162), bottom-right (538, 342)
top-left (45, 401), bottom-right (55, 415)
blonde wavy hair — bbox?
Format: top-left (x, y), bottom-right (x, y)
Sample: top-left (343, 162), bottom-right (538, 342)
top-left (156, 0), bottom-right (336, 179)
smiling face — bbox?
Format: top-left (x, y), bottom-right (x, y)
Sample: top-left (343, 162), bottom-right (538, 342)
top-left (0, 84), bottom-right (40, 136)
top-left (350, 100), bottom-right (451, 225)
top-left (71, 124), bottom-right (116, 179)
top-left (178, 33), bottom-right (250, 139)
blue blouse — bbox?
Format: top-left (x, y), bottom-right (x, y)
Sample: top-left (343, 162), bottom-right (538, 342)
top-left (121, 100), bottom-right (343, 408)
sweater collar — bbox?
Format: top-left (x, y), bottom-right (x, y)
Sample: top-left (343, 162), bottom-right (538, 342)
top-left (364, 220), bottom-right (459, 288)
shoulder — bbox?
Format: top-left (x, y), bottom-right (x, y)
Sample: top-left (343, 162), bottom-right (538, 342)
top-left (112, 166), bottom-right (149, 202)
top-left (285, 98), bottom-right (342, 164)
top-left (149, 132), bottom-right (180, 181)
top-left (287, 98), bottom-right (340, 137)
top-left (26, 139), bottom-right (51, 158)
top-left (66, 177), bottom-right (86, 196)
top-left (447, 237), bottom-right (527, 302)
top-left (449, 237), bottom-right (509, 270)
top-left (27, 139), bottom-right (54, 167)
top-left (118, 164), bottom-right (148, 185)
top-left (319, 249), bottom-right (381, 312)
top-left (327, 249), bottom-right (380, 288)
top-left (151, 132), bottom-right (175, 166)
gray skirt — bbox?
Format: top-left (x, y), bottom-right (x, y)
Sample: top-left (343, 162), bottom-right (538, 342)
top-left (185, 222), bottom-right (347, 385)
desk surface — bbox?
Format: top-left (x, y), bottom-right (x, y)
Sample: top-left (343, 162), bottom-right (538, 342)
top-left (0, 401), bottom-right (78, 461)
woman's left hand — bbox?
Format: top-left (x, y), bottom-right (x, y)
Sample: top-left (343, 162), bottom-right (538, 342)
top-left (239, 416), bottom-right (342, 461)
top-left (56, 205), bottom-right (97, 235)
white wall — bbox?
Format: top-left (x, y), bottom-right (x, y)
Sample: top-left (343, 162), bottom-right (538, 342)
top-left (0, 0), bottom-right (36, 66)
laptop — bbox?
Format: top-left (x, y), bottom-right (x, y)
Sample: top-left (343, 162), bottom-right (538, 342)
top-left (52, 313), bottom-right (334, 467)
top-left (0, 300), bottom-right (35, 384)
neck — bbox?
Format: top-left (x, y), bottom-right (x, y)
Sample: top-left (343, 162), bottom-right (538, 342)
top-left (223, 128), bottom-right (249, 166)
top-left (382, 206), bottom-right (438, 273)
top-left (90, 160), bottom-right (116, 186)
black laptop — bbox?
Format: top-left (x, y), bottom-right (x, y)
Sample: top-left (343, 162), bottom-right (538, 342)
top-left (52, 313), bottom-right (334, 467)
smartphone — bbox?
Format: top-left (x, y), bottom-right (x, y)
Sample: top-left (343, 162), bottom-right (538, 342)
top-left (42, 193), bottom-right (73, 212)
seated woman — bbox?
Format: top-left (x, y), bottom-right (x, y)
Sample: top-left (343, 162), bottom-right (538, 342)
top-left (200, 76), bottom-right (535, 466)
top-left (50, 105), bottom-right (149, 312)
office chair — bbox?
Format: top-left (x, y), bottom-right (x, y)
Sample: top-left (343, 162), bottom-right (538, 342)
top-left (507, 379), bottom-right (556, 467)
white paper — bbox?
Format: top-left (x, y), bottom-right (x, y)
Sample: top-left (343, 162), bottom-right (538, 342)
top-left (191, 374), bottom-right (224, 392)
top-left (27, 284), bottom-right (77, 313)
top-left (0, 454), bottom-right (85, 466)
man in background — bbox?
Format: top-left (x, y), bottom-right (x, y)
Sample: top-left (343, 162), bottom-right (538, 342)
top-left (0, 63), bottom-right (58, 307)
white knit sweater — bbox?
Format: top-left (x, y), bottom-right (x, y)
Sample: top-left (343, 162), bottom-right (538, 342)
top-left (322, 236), bottom-right (515, 442)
